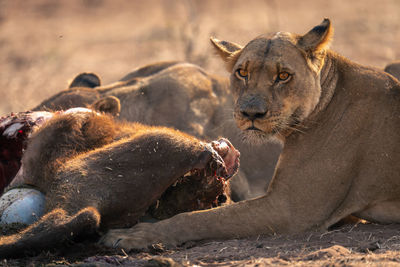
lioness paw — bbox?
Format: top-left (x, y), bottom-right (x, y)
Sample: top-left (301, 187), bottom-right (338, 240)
top-left (100, 223), bottom-right (177, 251)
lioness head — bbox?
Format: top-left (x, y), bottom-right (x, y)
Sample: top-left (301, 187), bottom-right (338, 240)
top-left (211, 19), bottom-right (333, 143)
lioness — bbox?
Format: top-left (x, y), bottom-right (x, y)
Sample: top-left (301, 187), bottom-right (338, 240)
top-left (0, 110), bottom-right (239, 258)
top-left (100, 19), bottom-right (400, 250)
top-left (34, 62), bottom-right (225, 138)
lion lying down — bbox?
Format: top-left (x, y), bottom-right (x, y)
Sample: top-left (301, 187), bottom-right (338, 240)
top-left (97, 18), bottom-right (400, 251)
top-left (0, 110), bottom-right (239, 258)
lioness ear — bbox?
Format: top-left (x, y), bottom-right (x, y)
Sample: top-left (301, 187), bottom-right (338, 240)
top-left (92, 96), bottom-right (121, 116)
top-left (69, 72), bottom-right (101, 89)
top-left (210, 37), bottom-right (242, 71)
top-left (297, 18), bottom-right (333, 53)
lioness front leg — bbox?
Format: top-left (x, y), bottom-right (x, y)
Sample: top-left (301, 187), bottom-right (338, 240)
top-left (101, 197), bottom-right (276, 250)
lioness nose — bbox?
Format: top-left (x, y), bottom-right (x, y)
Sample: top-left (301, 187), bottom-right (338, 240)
top-left (240, 109), bottom-right (267, 120)
top-left (239, 95), bottom-right (267, 120)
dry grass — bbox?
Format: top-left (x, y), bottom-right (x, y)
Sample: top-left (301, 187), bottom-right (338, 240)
top-left (0, 0), bottom-right (399, 115)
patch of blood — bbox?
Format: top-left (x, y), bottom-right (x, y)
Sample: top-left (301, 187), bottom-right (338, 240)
top-left (0, 111), bottom-right (53, 193)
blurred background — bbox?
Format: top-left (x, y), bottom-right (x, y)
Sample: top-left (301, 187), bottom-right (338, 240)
top-left (0, 0), bottom-right (399, 115)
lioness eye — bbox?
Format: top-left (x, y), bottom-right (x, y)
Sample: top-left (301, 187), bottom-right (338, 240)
top-left (278, 72), bottom-right (290, 81)
top-left (235, 69), bottom-right (248, 80)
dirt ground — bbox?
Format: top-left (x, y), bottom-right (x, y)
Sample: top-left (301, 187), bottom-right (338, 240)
top-left (1, 0), bottom-right (400, 266)
top-left (3, 223), bottom-right (400, 266)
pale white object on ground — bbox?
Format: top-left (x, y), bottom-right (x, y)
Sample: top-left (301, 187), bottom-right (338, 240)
top-left (0, 188), bottom-right (46, 225)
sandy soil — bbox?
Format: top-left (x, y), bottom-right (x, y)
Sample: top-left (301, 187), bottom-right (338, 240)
top-left (3, 223), bottom-right (400, 266)
top-left (1, 1), bottom-right (400, 266)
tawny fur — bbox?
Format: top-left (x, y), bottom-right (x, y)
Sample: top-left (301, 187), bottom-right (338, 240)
top-left (99, 19), bottom-right (400, 251)
top-left (0, 112), bottom-right (229, 258)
